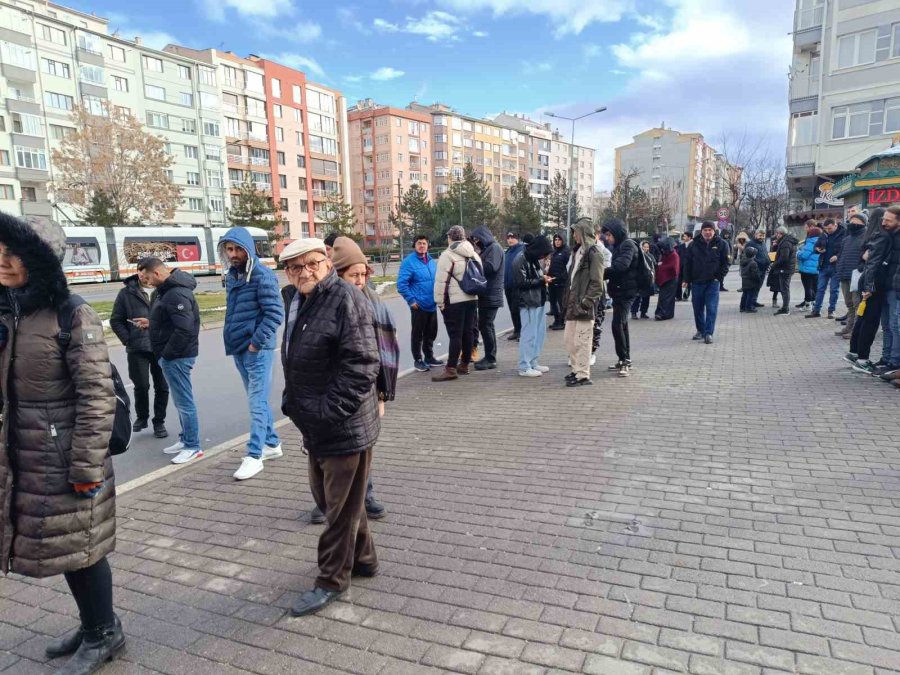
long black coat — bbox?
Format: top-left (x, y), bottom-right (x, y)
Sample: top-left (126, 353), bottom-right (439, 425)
top-left (109, 275), bottom-right (153, 353)
top-left (281, 271), bottom-right (380, 457)
top-left (470, 226), bottom-right (505, 309)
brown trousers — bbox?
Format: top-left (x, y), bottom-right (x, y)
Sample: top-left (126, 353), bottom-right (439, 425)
top-left (308, 449), bottom-right (377, 592)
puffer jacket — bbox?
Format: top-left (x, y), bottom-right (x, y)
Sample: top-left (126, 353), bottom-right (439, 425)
top-left (109, 274), bottom-right (153, 353)
top-left (797, 236), bottom-right (821, 275)
top-left (0, 214), bottom-right (115, 578)
top-left (397, 251), bottom-right (437, 312)
top-left (565, 221), bottom-right (605, 321)
top-left (603, 219), bottom-right (640, 299)
top-left (836, 223), bottom-right (865, 281)
top-left (219, 227), bottom-right (284, 355)
top-left (752, 235), bottom-right (770, 273)
top-left (740, 247), bottom-right (762, 290)
top-left (818, 224), bottom-right (847, 270)
top-left (683, 232), bottom-right (730, 284)
top-left (503, 242), bottom-right (525, 290)
top-left (770, 234), bottom-right (799, 276)
top-left (470, 226), bottom-right (505, 309)
top-left (281, 270), bottom-right (380, 457)
top-left (513, 235), bottom-right (552, 308)
top-left (886, 228), bottom-right (900, 291)
top-left (549, 239), bottom-right (570, 288)
top-left (149, 270), bottom-right (200, 361)
top-left (434, 240), bottom-right (482, 308)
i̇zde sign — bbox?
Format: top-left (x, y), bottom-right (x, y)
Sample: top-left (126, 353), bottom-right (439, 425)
top-left (869, 188), bottom-right (900, 204)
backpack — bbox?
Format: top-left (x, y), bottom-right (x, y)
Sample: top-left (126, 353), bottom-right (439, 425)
top-left (57, 295), bottom-right (133, 456)
top-left (454, 258), bottom-right (488, 295)
top-left (635, 245), bottom-right (657, 291)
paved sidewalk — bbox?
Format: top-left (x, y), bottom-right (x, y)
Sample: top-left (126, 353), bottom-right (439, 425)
top-left (2, 285), bottom-right (899, 674)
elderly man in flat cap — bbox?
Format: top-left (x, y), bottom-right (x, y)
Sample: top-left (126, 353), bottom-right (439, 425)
top-left (279, 238), bottom-right (381, 617)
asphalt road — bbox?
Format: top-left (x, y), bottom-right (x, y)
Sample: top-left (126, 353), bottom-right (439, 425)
top-left (111, 294), bottom-right (514, 484)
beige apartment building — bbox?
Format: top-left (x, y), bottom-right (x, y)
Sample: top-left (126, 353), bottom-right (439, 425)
top-left (347, 99), bottom-right (432, 246)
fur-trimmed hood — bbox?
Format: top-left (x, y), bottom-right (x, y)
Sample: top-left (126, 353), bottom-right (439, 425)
top-left (0, 212), bottom-right (69, 314)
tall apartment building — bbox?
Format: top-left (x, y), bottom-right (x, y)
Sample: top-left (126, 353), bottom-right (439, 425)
top-left (347, 99), bottom-right (432, 246)
top-left (785, 0), bottom-right (900, 221)
top-left (0, 0), bottom-right (229, 226)
top-left (614, 126), bottom-right (735, 229)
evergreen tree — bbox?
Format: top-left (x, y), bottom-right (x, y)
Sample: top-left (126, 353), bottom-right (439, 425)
top-left (399, 184), bottom-right (435, 245)
top-left (444, 162), bottom-right (498, 231)
top-left (542, 171), bottom-right (580, 229)
top-left (602, 170), bottom-right (649, 234)
top-left (82, 189), bottom-right (119, 227)
top-left (321, 193), bottom-right (361, 242)
top-left (227, 176), bottom-right (282, 240)
top-left (501, 177), bottom-right (541, 236)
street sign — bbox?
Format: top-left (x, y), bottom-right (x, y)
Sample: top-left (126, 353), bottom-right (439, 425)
top-left (717, 208), bottom-right (729, 220)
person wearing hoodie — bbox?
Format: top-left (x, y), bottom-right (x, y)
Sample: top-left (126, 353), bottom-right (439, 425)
top-left (770, 226), bottom-right (799, 315)
top-left (513, 233), bottom-right (553, 377)
top-left (503, 232), bottom-right (525, 340)
top-left (835, 212), bottom-right (867, 338)
top-left (590, 222), bottom-right (613, 362)
top-left (752, 229), bottom-right (770, 308)
top-left (432, 225), bottom-right (481, 381)
top-left (739, 246), bottom-right (762, 312)
top-left (564, 219), bottom-right (605, 386)
top-left (219, 227), bottom-right (285, 481)
top-left (470, 226), bottom-right (505, 370)
top-left (109, 273), bottom-right (169, 438)
top-left (796, 220), bottom-right (822, 311)
top-left (397, 235), bottom-right (443, 372)
top-left (675, 231), bottom-right (692, 300)
top-left (654, 237), bottom-right (680, 321)
top-left (139, 257), bottom-right (203, 465)
top-left (548, 232), bottom-right (570, 330)
top-left (601, 218), bottom-right (640, 377)
top-left (682, 221), bottom-right (730, 343)
top-left (808, 218), bottom-right (847, 319)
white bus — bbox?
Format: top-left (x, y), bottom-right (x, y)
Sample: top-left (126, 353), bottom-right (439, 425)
top-left (62, 226), bottom-right (275, 284)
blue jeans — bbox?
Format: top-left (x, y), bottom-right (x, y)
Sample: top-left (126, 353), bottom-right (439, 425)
top-left (884, 289), bottom-right (899, 366)
top-left (518, 306), bottom-right (546, 372)
top-left (234, 348), bottom-right (280, 458)
top-left (159, 357), bottom-right (200, 450)
top-left (691, 281), bottom-right (720, 337)
top-left (740, 289), bottom-right (759, 311)
top-left (814, 265), bottom-right (840, 313)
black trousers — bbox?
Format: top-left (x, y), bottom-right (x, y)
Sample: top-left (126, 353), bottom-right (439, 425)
top-left (472, 306), bottom-right (479, 348)
top-left (504, 288), bottom-right (521, 336)
top-left (478, 306), bottom-right (499, 362)
top-left (850, 292), bottom-right (885, 361)
top-left (655, 279), bottom-right (677, 319)
top-left (631, 294), bottom-right (650, 316)
top-left (548, 285), bottom-right (566, 325)
top-left (410, 307), bottom-right (438, 361)
top-left (64, 557), bottom-right (115, 630)
top-left (127, 350), bottom-right (168, 424)
top-left (592, 300), bottom-right (606, 353)
top-left (778, 272), bottom-right (793, 310)
top-left (800, 272), bottom-right (817, 303)
top-left (442, 301), bottom-right (477, 368)
top-left (611, 296), bottom-right (634, 363)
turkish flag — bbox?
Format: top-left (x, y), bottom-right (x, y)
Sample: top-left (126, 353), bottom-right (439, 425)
top-left (177, 244), bottom-right (199, 262)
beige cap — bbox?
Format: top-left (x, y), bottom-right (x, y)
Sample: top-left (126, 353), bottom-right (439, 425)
top-left (280, 238), bottom-right (326, 262)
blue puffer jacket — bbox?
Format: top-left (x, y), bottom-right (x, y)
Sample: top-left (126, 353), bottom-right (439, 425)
top-left (219, 227), bottom-right (284, 355)
top-left (397, 250), bottom-right (437, 312)
top-left (797, 235), bottom-right (820, 275)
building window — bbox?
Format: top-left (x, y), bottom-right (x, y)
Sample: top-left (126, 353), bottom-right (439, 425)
top-left (837, 30), bottom-right (877, 69)
top-left (292, 84), bottom-right (302, 104)
top-left (39, 24), bottom-right (67, 45)
top-left (180, 118), bottom-right (196, 134)
top-left (893, 24), bottom-right (900, 59)
top-left (108, 44), bottom-right (126, 61)
top-left (177, 64), bottom-right (191, 80)
top-left (273, 104), bottom-right (282, 118)
top-left (41, 58), bottom-right (70, 78)
top-left (276, 127), bottom-right (284, 142)
top-left (199, 67), bottom-right (216, 86)
top-left (831, 104), bottom-right (871, 139)
top-left (145, 84), bottom-right (165, 101)
top-left (13, 113), bottom-right (42, 136)
top-left (790, 111), bottom-right (819, 146)
top-left (205, 144), bottom-right (221, 160)
top-left (15, 146), bottom-right (47, 170)
top-left (180, 92), bottom-right (194, 107)
top-left (143, 55), bottom-right (164, 73)
top-left (309, 135), bottom-right (337, 155)
top-left (201, 120), bottom-right (218, 136)
top-left (83, 95), bottom-right (106, 116)
top-left (209, 197), bottom-right (224, 213)
top-left (885, 98), bottom-right (900, 133)
top-left (146, 112), bottom-right (168, 129)
top-left (184, 145), bottom-right (198, 158)
top-left (199, 92), bottom-right (219, 110)
top-left (297, 154), bottom-right (305, 168)
top-left (188, 197), bottom-right (203, 211)
top-left (44, 91), bottom-right (74, 110)
top-left (79, 65), bottom-right (105, 84)
top-left (271, 78), bottom-right (281, 98)
top-left (187, 171), bottom-right (200, 186)
top-left (111, 75), bottom-right (128, 92)
top-left (21, 186), bottom-right (36, 202)
top-left (0, 185), bottom-right (13, 200)
top-left (280, 198), bottom-right (289, 211)
top-left (279, 174), bottom-right (287, 188)
top-left (277, 151), bottom-right (286, 165)
top-left (206, 169), bottom-right (223, 188)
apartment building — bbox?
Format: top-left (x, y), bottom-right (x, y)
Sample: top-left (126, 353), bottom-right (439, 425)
top-left (347, 99), bottom-right (432, 246)
top-left (0, 0), bottom-right (229, 226)
top-left (614, 126), bottom-right (735, 228)
top-left (785, 0), bottom-right (900, 221)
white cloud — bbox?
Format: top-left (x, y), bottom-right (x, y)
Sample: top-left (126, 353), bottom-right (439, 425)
top-left (437, 0), bottom-right (633, 36)
top-left (582, 44), bottom-right (602, 60)
top-left (521, 61), bottom-right (552, 74)
top-left (472, 30), bottom-right (489, 37)
top-left (337, 7), bottom-right (371, 34)
top-left (343, 74), bottom-right (364, 83)
top-left (374, 11), bottom-right (465, 42)
top-left (263, 52), bottom-right (326, 78)
top-left (373, 18), bottom-right (400, 32)
top-left (370, 67), bottom-right (405, 81)
top-left (105, 14), bottom-right (177, 50)
top-left (198, 0), bottom-right (295, 21)
top-left (258, 20), bottom-right (322, 43)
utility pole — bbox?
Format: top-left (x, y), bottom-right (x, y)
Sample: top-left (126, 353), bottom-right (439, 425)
top-left (397, 176), bottom-right (404, 260)
top-left (458, 173), bottom-right (463, 227)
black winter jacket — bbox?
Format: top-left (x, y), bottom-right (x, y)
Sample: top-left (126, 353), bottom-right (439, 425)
top-left (862, 229), bottom-right (895, 294)
top-left (836, 224), bottom-right (865, 281)
top-left (683, 233), bottom-right (730, 284)
top-left (818, 225), bottom-right (847, 270)
top-left (752, 237), bottom-right (770, 273)
top-left (109, 275), bottom-right (154, 353)
top-left (549, 245), bottom-right (570, 287)
top-left (770, 234), bottom-right (799, 276)
top-left (281, 271), bottom-right (380, 457)
top-left (470, 226), bottom-right (505, 309)
top-left (740, 248), bottom-right (762, 290)
top-left (886, 229), bottom-right (900, 292)
top-left (149, 270), bottom-right (200, 361)
top-left (603, 220), bottom-right (639, 299)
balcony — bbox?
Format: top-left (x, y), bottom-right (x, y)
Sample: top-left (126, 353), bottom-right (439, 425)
top-left (786, 145), bottom-right (816, 179)
top-left (790, 77), bottom-right (819, 102)
top-left (230, 179), bottom-right (244, 189)
top-left (227, 153), bottom-right (247, 164)
top-left (250, 156), bottom-right (269, 166)
top-left (312, 188), bottom-right (338, 198)
top-left (254, 182), bottom-right (272, 192)
top-left (794, 6), bottom-right (823, 51)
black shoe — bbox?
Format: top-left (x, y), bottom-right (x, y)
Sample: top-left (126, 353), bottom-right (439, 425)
top-left (424, 356), bottom-right (444, 368)
top-left (564, 372), bottom-right (578, 382)
top-left (309, 506), bottom-right (325, 524)
top-left (507, 333), bottom-right (520, 341)
top-left (566, 377), bottom-right (593, 387)
top-left (795, 301), bottom-right (807, 309)
top-left (53, 616), bottom-right (124, 675)
top-left (805, 311), bottom-right (821, 318)
top-left (827, 311), bottom-right (835, 319)
top-left (352, 562), bottom-right (378, 578)
top-left (754, 302), bottom-right (765, 308)
top-left (414, 359), bottom-right (430, 372)
top-left (640, 314), bottom-right (649, 319)
top-left (46, 625), bottom-right (84, 658)
top-left (834, 314), bottom-right (847, 322)
top-left (631, 313), bottom-right (638, 320)
top-left (720, 287), bottom-right (729, 292)
top-left (473, 358), bottom-right (497, 371)
top-left (132, 419), bottom-right (148, 433)
top-left (607, 361), bottom-right (623, 370)
top-left (545, 311), bottom-right (554, 316)
top-left (775, 308), bottom-right (790, 315)
top-left (692, 332), bottom-right (703, 340)
top-left (365, 496), bottom-right (386, 520)
top-left (704, 335), bottom-right (713, 344)
top-left (549, 323), bottom-right (565, 331)
top-left (153, 423), bottom-right (168, 439)
top-left (291, 587), bottom-right (343, 617)
top-left (746, 308), bottom-right (757, 313)
top-left (842, 352), bottom-right (859, 364)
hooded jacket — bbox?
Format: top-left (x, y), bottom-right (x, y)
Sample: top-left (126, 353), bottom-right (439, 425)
top-left (0, 214), bottom-right (116, 578)
top-left (752, 235), bottom-right (770, 273)
top-left (470, 226), bottom-right (505, 309)
top-left (219, 227), bottom-right (284, 355)
top-left (564, 222), bottom-right (605, 321)
top-left (109, 274), bottom-right (154, 353)
top-left (397, 249), bottom-right (437, 312)
top-left (836, 222), bottom-right (866, 281)
top-left (797, 234), bottom-right (821, 275)
top-left (683, 231), bottom-right (730, 284)
top-left (770, 233), bottom-right (799, 276)
top-left (512, 235), bottom-right (552, 308)
top-left (817, 224), bottom-right (847, 271)
top-left (655, 238), bottom-right (680, 287)
top-left (602, 219), bottom-right (640, 299)
top-left (503, 241), bottom-right (525, 290)
top-left (149, 269), bottom-right (200, 361)
top-left (434, 239), bottom-right (482, 308)
top-left (549, 235), bottom-right (570, 288)
top-left (740, 246), bottom-right (762, 291)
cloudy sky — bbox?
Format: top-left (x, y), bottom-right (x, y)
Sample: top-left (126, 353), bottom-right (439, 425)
top-left (67, 0), bottom-right (795, 190)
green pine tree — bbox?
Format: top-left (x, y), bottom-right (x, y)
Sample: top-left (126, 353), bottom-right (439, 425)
top-left (398, 184), bottom-right (435, 245)
top-left (321, 193), bottom-right (361, 242)
top-left (542, 171), bottom-right (579, 230)
top-left (227, 176), bottom-right (282, 240)
top-left (501, 178), bottom-right (541, 236)
top-left (443, 162), bottom-right (498, 233)
top-left (82, 189), bottom-right (119, 227)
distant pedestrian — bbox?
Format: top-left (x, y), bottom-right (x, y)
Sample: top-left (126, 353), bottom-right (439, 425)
top-left (110, 272), bottom-right (169, 438)
top-left (470, 226), bottom-right (505, 370)
top-left (654, 237), bottom-right (680, 321)
top-left (752, 229), bottom-right (770, 308)
top-left (771, 226), bottom-right (799, 315)
top-left (396, 235), bottom-right (443, 373)
top-left (675, 231), bottom-right (692, 300)
top-left (601, 218), bottom-right (640, 377)
top-left (719, 229), bottom-right (733, 291)
top-left (564, 218), bottom-right (605, 387)
top-left (591, 224), bottom-right (613, 361)
top-left (219, 227), bottom-right (285, 481)
top-left (514, 234), bottom-right (553, 377)
top-left (808, 218), bottom-right (846, 319)
top-left (630, 241), bottom-right (653, 319)
top-left (739, 246), bottom-right (762, 313)
top-left (503, 232), bottom-right (524, 340)
top-left (835, 212), bottom-right (867, 339)
top-left (682, 221), bottom-right (729, 343)
top-left (548, 232), bottom-right (570, 330)
top-left (0, 214), bottom-right (125, 673)
top-left (796, 220), bottom-right (822, 311)
top-left (139, 257), bottom-right (203, 464)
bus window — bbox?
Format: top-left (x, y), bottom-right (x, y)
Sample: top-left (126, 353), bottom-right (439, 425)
top-left (64, 239), bottom-right (101, 266)
top-left (123, 238), bottom-right (201, 264)
top-left (253, 238), bottom-right (273, 258)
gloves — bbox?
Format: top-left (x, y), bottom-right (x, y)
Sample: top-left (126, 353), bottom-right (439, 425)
top-left (73, 481), bottom-right (103, 498)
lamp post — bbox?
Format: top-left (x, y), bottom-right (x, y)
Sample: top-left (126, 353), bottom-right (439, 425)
top-left (546, 106), bottom-right (607, 244)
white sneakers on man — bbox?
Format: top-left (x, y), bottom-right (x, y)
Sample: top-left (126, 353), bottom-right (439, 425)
top-left (533, 365), bottom-right (550, 373)
top-left (590, 353), bottom-right (597, 366)
top-left (163, 440), bottom-right (185, 455)
top-left (518, 368), bottom-right (542, 377)
top-left (233, 456), bottom-right (263, 480)
top-left (261, 444), bottom-right (283, 460)
top-left (171, 448), bottom-right (203, 464)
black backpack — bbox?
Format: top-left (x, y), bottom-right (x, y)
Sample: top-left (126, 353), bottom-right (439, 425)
top-left (57, 295), bottom-right (133, 456)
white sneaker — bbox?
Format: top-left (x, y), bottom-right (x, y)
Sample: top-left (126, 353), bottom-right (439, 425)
top-left (261, 444), bottom-right (283, 461)
top-left (533, 365), bottom-right (550, 373)
top-left (518, 368), bottom-right (542, 377)
top-left (567, 357), bottom-right (571, 367)
top-left (233, 456), bottom-right (263, 480)
top-left (171, 448), bottom-right (203, 464)
top-left (163, 441), bottom-right (185, 455)
top-left (590, 353), bottom-right (596, 366)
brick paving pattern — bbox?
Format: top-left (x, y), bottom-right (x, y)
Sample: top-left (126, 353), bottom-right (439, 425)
top-left (2, 285), bottom-right (899, 674)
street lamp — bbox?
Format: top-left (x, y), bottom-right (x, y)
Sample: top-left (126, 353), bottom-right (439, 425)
top-left (546, 106), bottom-right (607, 243)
